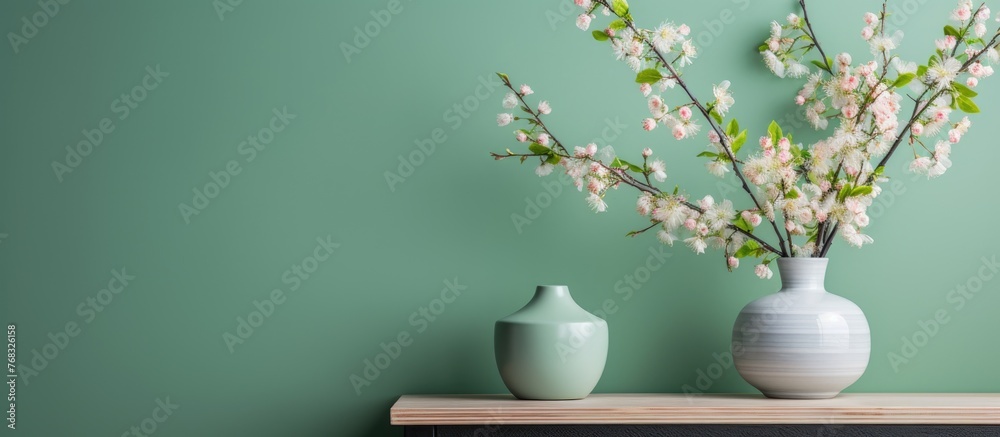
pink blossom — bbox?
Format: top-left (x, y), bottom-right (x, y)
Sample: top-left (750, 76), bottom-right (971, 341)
top-left (911, 122), bottom-right (924, 136)
top-left (954, 5), bottom-right (972, 21)
top-left (497, 113), bottom-right (514, 126)
top-left (768, 38), bottom-right (780, 52)
top-left (628, 41), bottom-right (643, 57)
top-left (855, 213), bottom-right (870, 227)
top-left (642, 147), bottom-right (653, 157)
top-left (672, 125), bottom-right (686, 140)
top-left (759, 136), bottom-right (773, 149)
top-left (948, 129), bottom-right (962, 143)
top-left (909, 156), bottom-right (932, 173)
top-left (936, 36), bottom-right (957, 51)
top-left (967, 77), bottom-right (979, 87)
top-left (836, 52), bottom-right (852, 68)
top-left (755, 264), bottom-right (773, 279)
top-left (741, 210), bottom-right (762, 227)
top-left (514, 131), bottom-right (528, 142)
top-left (816, 211), bottom-right (828, 223)
top-left (864, 12), bottom-right (879, 26)
top-left (576, 14), bottom-right (592, 30)
top-left (934, 109), bottom-right (949, 122)
top-left (777, 150), bottom-right (792, 163)
top-left (642, 118), bottom-right (657, 131)
top-left (975, 22), bottom-right (987, 37)
top-left (587, 177), bottom-right (605, 194)
top-left (574, 0), bottom-right (592, 7)
top-left (819, 180), bottom-right (832, 192)
top-left (727, 257), bottom-right (739, 268)
top-left (585, 143), bottom-right (598, 156)
top-left (678, 24), bottom-right (691, 35)
top-left (537, 133), bottom-right (550, 146)
top-left (605, 28), bottom-right (615, 37)
top-left (698, 195), bottom-right (715, 210)
top-left (969, 62), bottom-right (986, 78)
top-left (841, 75), bottom-right (860, 91)
top-left (636, 196), bottom-right (652, 216)
top-left (795, 95), bottom-right (806, 105)
top-left (708, 130), bottom-right (720, 144)
top-left (683, 218), bottom-right (697, 231)
top-left (785, 219), bottom-right (796, 232)
top-left (976, 6), bottom-right (991, 21)
top-left (519, 84), bottom-right (533, 95)
top-left (843, 104), bottom-right (859, 119)
top-left (648, 95), bottom-right (664, 111)
top-left (861, 27), bottom-right (874, 40)
top-left (696, 223), bottom-right (709, 236)
top-left (678, 106), bottom-right (693, 120)
top-left (640, 83), bottom-right (652, 96)
top-left (537, 100), bottom-right (552, 115)
top-left (778, 137), bottom-right (791, 151)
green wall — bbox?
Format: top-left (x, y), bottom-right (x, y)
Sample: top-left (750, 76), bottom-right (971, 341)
top-left (2, 0), bottom-right (999, 435)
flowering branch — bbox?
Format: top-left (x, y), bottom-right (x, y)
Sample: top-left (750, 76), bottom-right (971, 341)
top-left (798, 0), bottom-right (832, 74)
top-left (489, 0), bottom-right (999, 278)
top-left (595, 0), bottom-right (790, 257)
top-left (491, 76), bottom-right (785, 257)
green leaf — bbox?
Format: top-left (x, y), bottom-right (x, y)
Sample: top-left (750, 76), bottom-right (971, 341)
top-left (635, 68), bottom-right (663, 84)
top-left (734, 240), bottom-right (761, 258)
top-left (709, 108), bottom-right (723, 124)
top-left (696, 151), bottom-right (719, 158)
top-left (608, 19), bottom-right (627, 31)
top-left (496, 72), bottom-right (509, 83)
top-left (952, 82), bottom-right (979, 97)
top-left (733, 216), bottom-right (754, 233)
top-left (592, 30), bottom-right (609, 41)
top-left (944, 25), bottom-right (961, 38)
top-left (928, 55), bottom-right (939, 67)
top-left (731, 130), bottom-right (747, 155)
top-left (873, 165), bottom-right (886, 177)
top-left (784, 189), bottom-right (800, 200)
top-left (611, 158), bottom-right (642, 172)
top-left (767, 120), bottom-right (783, 144)
top-left (611, 0), bottom-right (629, 16)
top-left (916, 65), bottom-right (928, 77)
top-left (850, 186), bottom-right (873, 197)
top-left (837, 184), bottom-right (852, 202)
top-left (810, 59), bottom-right (829, 72)
top-left (892, 73), bottom-right (915, 88)
top-left (528, 143), bottom-right (550, 154)
top-left (956, 95), bottom-right (980, 113)
top-left (726, 119), bottom-right (740, 138)
top-left (546, 154), bottom-right (561, 165)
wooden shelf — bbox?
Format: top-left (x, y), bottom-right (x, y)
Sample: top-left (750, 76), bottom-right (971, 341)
top-left (391, 393), bottom-right (1000, 425)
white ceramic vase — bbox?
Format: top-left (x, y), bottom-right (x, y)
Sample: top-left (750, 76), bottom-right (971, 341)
top-left (731, 258), bottom-right (870, 399)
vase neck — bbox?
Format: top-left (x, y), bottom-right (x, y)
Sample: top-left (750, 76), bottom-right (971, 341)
top-left (777, 258), bottom-right (828, 291)
top-left (531, 285), bottom-right (571, 302)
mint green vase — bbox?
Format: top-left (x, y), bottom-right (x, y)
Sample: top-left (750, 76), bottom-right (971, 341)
top-left (494, 285), bottom-right (608, 400)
